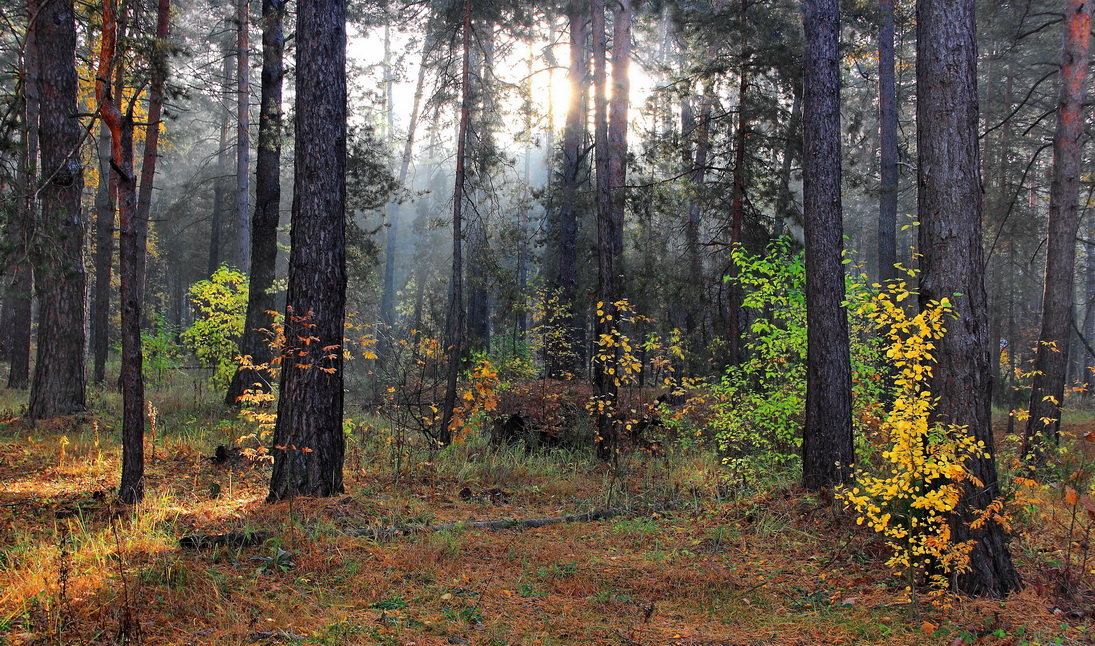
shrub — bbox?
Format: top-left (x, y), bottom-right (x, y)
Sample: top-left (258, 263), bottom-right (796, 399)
top-left (837, 285), bottom-right (989, 597)
top-left (708, 239), bottom-right (885, 480)
top-left (181, 266), bottom-right (249, 389)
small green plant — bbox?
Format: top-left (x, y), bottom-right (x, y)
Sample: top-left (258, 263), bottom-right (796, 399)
top-left (182, 265), bottom-right (249, 389)
top-left (710, 239), bottom-right (885, 480)
top-left (141, 315), bottom-right (184, 384)
top-left (253, 545), bottom-right (295, 575)
top-left (370, 596), bottom-right (409, 611)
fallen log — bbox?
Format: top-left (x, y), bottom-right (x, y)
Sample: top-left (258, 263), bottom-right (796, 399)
top-left (349, 502), bottom-right (681, 541)
top-left (179, 530), bottom-right (271, 549)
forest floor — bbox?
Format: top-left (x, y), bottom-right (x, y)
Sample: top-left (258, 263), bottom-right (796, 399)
top-left (0, 382), bottom-right (1094, 645)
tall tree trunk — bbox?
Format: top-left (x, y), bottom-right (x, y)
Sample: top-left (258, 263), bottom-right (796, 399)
top-left (801, 0), bottom-right (853, 489)
top-left (5, 267), bottom-right (31, 389)
top-left (774, 81), bottom-right (802, 232)
top-left (465, 25), bottom-right (495, 355)
top-left (877, 0), bottom-right (899, 283)
top-left (727, 30), bottom-right (748, 368)
top-left (378, 32), bottom-right (428, 363)
top-left (225, 0), bottom-right (286, 405)
top-left (1023, 0), bottom-right (1093, 462)
top-left (29, 0), bottom-right (86, 419)
top-left (209, 51), bottom-right (232, 275)
top-left (97, 0), bottom-right (137, 502)
top-left (683, 87), bottom-right (713, 359)
top-left (592, 0), bottom-right (631, 460)
top-left (917, 0), bottom-right (1022, 596)
top-left (380, 25), bottom-right (398, 345)
top-left (236, 0), bottom-right (251, 270)
top-left (7, 2), bottom-right (37, 390)
top-left (607, 0), bottom-right (630, 258)
top-left (440, 0), bottom-right (472, 445)
top-left (551, 1), bottom-right (589, 376)
top-left (1084, 216), bottom-right (1095, 397)
top-left (134, 0), bottom-right (170, 326)
top-left (91, 123), bottom-right (114, 384)
top-left (267, 0), bottom-right (347, 501)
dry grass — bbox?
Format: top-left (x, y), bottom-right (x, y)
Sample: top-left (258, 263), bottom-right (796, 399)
top-left (0, 383), bottom-right (1092, 645)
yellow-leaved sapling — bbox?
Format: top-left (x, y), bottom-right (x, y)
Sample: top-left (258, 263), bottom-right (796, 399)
top-left (837, 283), bottom-right (1001, 600)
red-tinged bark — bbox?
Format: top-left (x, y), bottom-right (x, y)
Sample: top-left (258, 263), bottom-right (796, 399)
top-left (801, 0), bottom-right (853, 490)
top-left (226, 0), bottom-right (286, 405)
top-left (28, 0), bottom-right (86, 419)
top-left (1023, 0), bottom-right (1093, 462)
top-left (267, 0), bottom-right (348, 500)
top-left (97, 0), bottom-right (137, 502)
top-left (917, 0), bottom-right (1021, 596)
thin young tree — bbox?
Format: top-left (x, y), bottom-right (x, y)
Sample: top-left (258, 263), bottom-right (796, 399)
top-left (97, 0), bottom-right (171, 503)
top-left (440, 0), bottom-right (473, 445)
top-left (801, 0), bottom-right (854, 489)
top-left (226, 0), bottom-right (287, 405)
top-left (917, 0), bottom-right (1022, 596)
top-left (377, 31), bottom-right (428, 363)
top-left (1022, 0), bottom-right (1093, 463)
top-left (28, 0), bottom-right (86, 420)
top-left (267, 0), bottom-right (348, 500)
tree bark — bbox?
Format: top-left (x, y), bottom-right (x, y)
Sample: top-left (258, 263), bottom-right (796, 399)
top-left (440, 0), bottom-right (473, 445)
top-left (1084, 216), bottom-right (1095, 397)
top-left (236, 0), bottom-right (251, 270)
top-left (551, 1), bottom-right (589, 375)
top-left (774, 81), bottom-right (802, 232)
top-left (380, 25), bottom-right (398, 346)
top-left (591, 0), bottom-right (631, 460)
top-left (4, 267), bottom-right (31, 390)
top-left (727, 24), bottom-right (748, 368)
top-left (91, 123), bottom-right (114, 385)
top-left (801, 0), bottom-right (853, 489)
top-left (267, 0), bottom-right (347, 501)
top-left (916, 0), bottom-right (1022, 596)
top-left (877, 0), bottom-right (899, 283)
top-left (209, 50), bottom-right (233, 276)
top-left (226, 0), bottom-right (286, 405)
top-left (465, 25), bottom-right (494, 355)
top-left (97, 0), bottom-right (137, 503)
top-left (1023, 0), bottom-right (1093, 462)
top-left (7, 1), bottom-right (37, 390)
top-left (29, 0), bottom-right (86, 419)
top-left (683, 86), bottom-right (713, 356)
top-left (379, 32), bottom-right (428, 355)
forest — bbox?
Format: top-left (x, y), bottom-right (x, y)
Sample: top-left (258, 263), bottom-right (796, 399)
top-left (0, 0), bottom-right (1094, 643)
